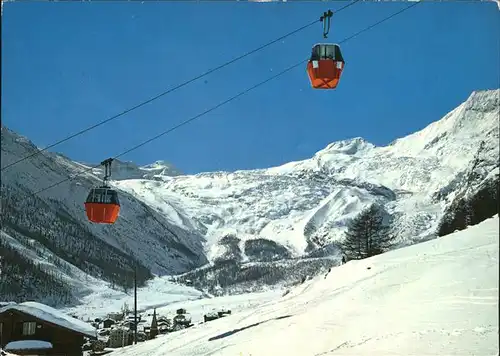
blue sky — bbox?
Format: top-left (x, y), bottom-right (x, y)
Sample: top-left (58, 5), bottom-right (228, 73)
top-left (2, 1), bottom-right (499, 174)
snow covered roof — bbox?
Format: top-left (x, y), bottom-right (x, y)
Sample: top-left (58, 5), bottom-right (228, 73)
top-left (0, 302), bottom-right (97, 338)
top-left (0, 302), bottom-right (16, 308)
top-left (5, 340), bottom-right (53, 351)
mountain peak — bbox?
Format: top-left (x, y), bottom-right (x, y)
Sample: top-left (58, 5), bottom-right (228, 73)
top-left (322, 137), bottom-right (375, 155)
top-left (141, 160), bottom-right (171, 169)
top-left (140, 160), bottom-right (183, 177)
top-left (465, 88), bottom-right (500, 112)
top-left (385, 88), bottom-right (499, 162)
top-left (1, 89), bottom-right (498, 303)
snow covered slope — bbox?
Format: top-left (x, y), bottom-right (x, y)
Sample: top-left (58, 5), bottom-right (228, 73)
top-left (107, 214), bottom-right (500, 356)
top-left (1, 89), bottom-right (497, 303)
top-left (1, 127), bottom-right (207, 281)
top-left (115, 89), bottom-right (499, 260)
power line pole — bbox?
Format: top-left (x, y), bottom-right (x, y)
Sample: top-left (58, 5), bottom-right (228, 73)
top-left (134, 264), bottom-right (138, 345)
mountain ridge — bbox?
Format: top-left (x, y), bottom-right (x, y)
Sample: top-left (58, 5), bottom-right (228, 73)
top-left (115, 89), bottom-right (498, 256)
top-left (1, 88), bottom-right (498, 303)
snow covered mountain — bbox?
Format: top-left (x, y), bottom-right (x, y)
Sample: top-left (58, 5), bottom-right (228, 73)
top-left (1, 127), bottom-right (208, 303)
top-left (80, 159), bottom-right (183, 181)
top-left (115, 89), bottom-right (499, 260)
top-left (1, 89), bottom-right (498, 303)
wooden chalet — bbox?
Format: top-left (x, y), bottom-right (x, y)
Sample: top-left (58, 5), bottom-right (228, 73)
top-left (0, 301), bottom-right (97, 356)
top-left (101, 318), bottom-right (115, 329)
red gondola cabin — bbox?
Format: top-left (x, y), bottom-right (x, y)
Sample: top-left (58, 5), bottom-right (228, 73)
top-left (307, 43), bottom-right (345, 89)
top-left (84, 187), bottom-right (120, 224)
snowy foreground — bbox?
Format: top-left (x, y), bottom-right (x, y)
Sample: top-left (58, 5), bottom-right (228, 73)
top-left (108, 216), bottom-right (499, 356)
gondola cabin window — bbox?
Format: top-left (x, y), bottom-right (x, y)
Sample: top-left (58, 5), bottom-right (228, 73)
top-left (86, 188), bottom-right (120, 205)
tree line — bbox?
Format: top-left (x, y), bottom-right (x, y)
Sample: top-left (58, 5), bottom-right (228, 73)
top-left (437, 175), bottom-right (498, 237)
top-left (0, 183), bottom-right (153, 302)
top-left (0, 238), bottom-right (74, 306)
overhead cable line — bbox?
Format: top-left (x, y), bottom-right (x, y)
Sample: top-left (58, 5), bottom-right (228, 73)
top-left (338, 0), bottom-right (420, 44)
top-left (27, 1), bottom-right (420, 198)
top-left (1, 0), bottom-right (361, 172)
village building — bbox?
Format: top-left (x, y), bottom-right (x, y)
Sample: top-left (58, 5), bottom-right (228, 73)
top-left (106, 312), bottom-right (123, 322)
top-left (107, 328), bottom-right (132, 348)
top-left (149, 309), bottom-right (158, 339)
top-left (0, 301), bottom-right (97, 356)
top-left (102, 318), bottom-right (115, 329)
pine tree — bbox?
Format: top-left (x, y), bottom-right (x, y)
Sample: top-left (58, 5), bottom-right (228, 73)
top-left (340, 204), bottom-right (395, 260)
top-left (341, 214), bottom-right (366, 259)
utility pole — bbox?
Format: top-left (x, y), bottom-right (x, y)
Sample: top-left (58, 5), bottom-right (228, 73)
top-left (134, 264), bottom-right (138, 345)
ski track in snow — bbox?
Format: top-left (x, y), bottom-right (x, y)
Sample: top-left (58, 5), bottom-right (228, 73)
top-left (103, 215), bottom-right (499, 356)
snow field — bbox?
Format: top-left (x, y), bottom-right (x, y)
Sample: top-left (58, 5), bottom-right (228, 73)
top-left (106, 215), bottom-right (499, 356)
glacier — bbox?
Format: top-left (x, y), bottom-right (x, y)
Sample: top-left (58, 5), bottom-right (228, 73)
top-left (1, 88), bottom-right (498, 301)
top-left (113, 89), bottom-right (499, 260)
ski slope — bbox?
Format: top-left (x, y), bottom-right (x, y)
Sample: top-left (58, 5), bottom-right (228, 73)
top-left (108, 215), bottom-right (499, 356)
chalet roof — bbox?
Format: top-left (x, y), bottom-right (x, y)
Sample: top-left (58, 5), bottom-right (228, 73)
top-left (0, 302), bottom-right (97, 338)
top-left (5, 340), bottom-right (53, 351)
top-left (0, 302), bottom-right (15, 308)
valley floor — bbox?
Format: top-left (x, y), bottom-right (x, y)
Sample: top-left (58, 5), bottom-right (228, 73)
top-left (63, 276), bottom-right (281, 324)
top-left (104, 215), bottom-right (499, 356)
